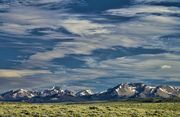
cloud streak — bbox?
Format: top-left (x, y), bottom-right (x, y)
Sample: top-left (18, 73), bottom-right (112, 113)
top-left (106, 5), bottom-right (180, 17)
top-left (0, 0), bottom-right (180, 91)
top-left (0, 69), bottom-right (51, 78)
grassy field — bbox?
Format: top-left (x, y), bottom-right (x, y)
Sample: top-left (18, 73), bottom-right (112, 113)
top-left (0, 102), bottom-right (179, 117)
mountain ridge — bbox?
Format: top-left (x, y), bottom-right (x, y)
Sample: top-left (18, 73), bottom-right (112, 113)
top-left (0, 83), bottom-right (179, 102)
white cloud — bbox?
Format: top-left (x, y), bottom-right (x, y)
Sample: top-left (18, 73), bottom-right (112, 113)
top-left (1, 0), bottom-right (180, 90)
top-left (106, 5), bottom-right (180, 39)
top-left (0, 69), bottom-right (51, 78)
top-left (117, 15), bottom-right (180, 41)
top-left (161, 65), bottom-right (172, 69)
top-left (28, 40), bottom-right (106, 62)
top-left (135, 0), bottom-right (179, 3)
top-left (27, 33), bottom-right (143, 64)
top-left (106, 5), bottom-right (180, 17)
top-left (86, 53), bottom-right (180, 80)
top-left (62, 19), bottom-right (112, 36)
top-left (27, 12), bottom-right (180, 64)
top-left (142, 15), bottom-right (180, 25)
top-left (0, 23), bottom-right (28, 35)
top-left (33, 0), bottom-right (63, 4)
top-left (0, 5), bottom-right (113, 39)
top-left (0, 6), bottom-right (57, 36)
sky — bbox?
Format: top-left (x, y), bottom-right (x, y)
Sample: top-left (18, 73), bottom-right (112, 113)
top-left (0, 0), bottom-right (180, 92)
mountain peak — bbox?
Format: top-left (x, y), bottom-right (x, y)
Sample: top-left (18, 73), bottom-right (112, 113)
top-left (0, 83), bottom-right (179, 102)
top-left (76, 89), bottom-right (93, 97)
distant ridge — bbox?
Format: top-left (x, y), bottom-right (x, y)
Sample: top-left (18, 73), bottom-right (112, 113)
top-left (0, 83), bottom-right (179, 102)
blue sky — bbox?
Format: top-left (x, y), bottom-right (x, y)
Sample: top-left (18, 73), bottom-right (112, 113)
top-left (0, 0), bottom-right (180, 92)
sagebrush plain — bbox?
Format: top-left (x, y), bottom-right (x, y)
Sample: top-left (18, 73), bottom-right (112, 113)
top-left (0, 102), bottom-right (179, 117)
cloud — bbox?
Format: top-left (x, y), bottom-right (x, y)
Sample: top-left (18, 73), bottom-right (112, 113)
top-left (28, 41), bottom-right (106, 62)
top-left (27, 33), bottom-right (143, 64)
top-left (0, 23), bottom-right (28, 35)
top-left (26, 13), bottom-right (180, 67)
top-left (0, 4), bottom-right (113, 37)
top-left (0, 6), bottom-right (72, 39)
top-left (117, 15), bottom-right (180, 41)
top-left (105, 5), bottom-right (180, 17)
top-left (161, 65), bottom-right (172, 69)
top-left (85, 53), bottom-right (180, 80)
top-left (62, 19), bottom-right (112, 36)
top-left (32, 0), bottom-right (63, 4)
top-left (142, 15), bottom-right (180, 25)
top-left (0, 0), bottom-right (180, 90)
top-left (105, 5), bottom-right (180, 39)
top-left (135, 0), bottom-right (180, 3)
top-left (0, 69), bottom-right (51, 78)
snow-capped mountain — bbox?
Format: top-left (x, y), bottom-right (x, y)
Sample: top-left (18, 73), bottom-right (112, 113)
top-left (0, 83), bottom-right (179, 102)
top-left (155, 85), bottom-right (180, 98)
top-left (76, 89), bottom-right (93, 97)
top-left (40, 86), bottom-right (65, 97)
top-left (96, 83), bottom-right (180, 99)
top-left (0, 89), bottom-right (38, 101)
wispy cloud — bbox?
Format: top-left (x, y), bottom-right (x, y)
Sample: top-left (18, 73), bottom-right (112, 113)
top-left (28, 40), bottom-right (106, 62)
top-left (135, 0), bottom-right (180, 3)
top-left (21, 3), bottom-right (180, 80)
top-left (85, 53), bottom-right (180, 81)
top-left (0, 0), bottom-right (180, 90)
top-left (106, 5), bottom-right (180, 17)
top-left (0, 69), bottom-right (51, 78)
top-left (161, 65), bottom-right (172, 69)
top-left (62, 19), bottom-right (112, 36)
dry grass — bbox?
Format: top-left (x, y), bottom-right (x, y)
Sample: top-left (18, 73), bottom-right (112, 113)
top-left (0, 102), bottom-right (179, 117)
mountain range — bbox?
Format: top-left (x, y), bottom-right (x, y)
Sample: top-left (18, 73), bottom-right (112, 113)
top-left (0, 83), bottom-right (179, 102)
